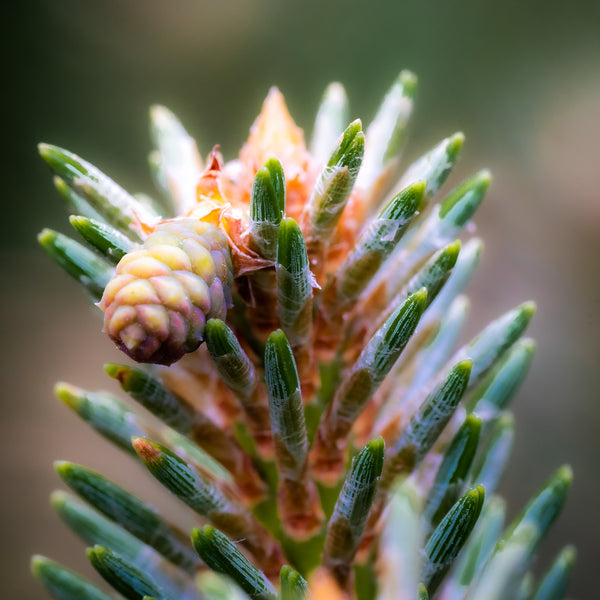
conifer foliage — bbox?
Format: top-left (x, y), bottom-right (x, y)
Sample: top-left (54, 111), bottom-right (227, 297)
top-left (33, 72), bottom-right (574, 599)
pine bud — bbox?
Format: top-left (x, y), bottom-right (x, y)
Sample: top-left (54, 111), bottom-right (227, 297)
top-left (99, 218), bottom-right (233, 365)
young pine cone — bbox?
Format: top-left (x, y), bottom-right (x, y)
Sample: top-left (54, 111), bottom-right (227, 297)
top-left (99, 219), bottom-right (233, 365)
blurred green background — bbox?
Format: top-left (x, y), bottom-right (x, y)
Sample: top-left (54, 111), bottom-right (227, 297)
top-left (2, 0), bottom-right (599, 597)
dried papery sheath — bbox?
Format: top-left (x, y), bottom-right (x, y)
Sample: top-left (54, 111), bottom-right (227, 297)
top-left (310, 82), bottom-right (350, 163)
top-left (323, 437), bottom-right (384, 587)
top-left (191, 526), bottom-right (278, 600)
top-left (307, 569), bottom-right (348, 599)
top-left (31, 555), bottom-right (115, 600)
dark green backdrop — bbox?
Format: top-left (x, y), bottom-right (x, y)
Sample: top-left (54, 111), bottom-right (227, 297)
top-left (2, 1), bottom-right (599, 598)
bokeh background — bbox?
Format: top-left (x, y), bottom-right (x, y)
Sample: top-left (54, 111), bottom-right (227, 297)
top-left (2, 0), bottom-right (599, 597)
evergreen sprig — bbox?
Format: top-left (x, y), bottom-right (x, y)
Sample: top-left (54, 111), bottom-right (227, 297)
top-left (32, 74), bottom-right (574, 600)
